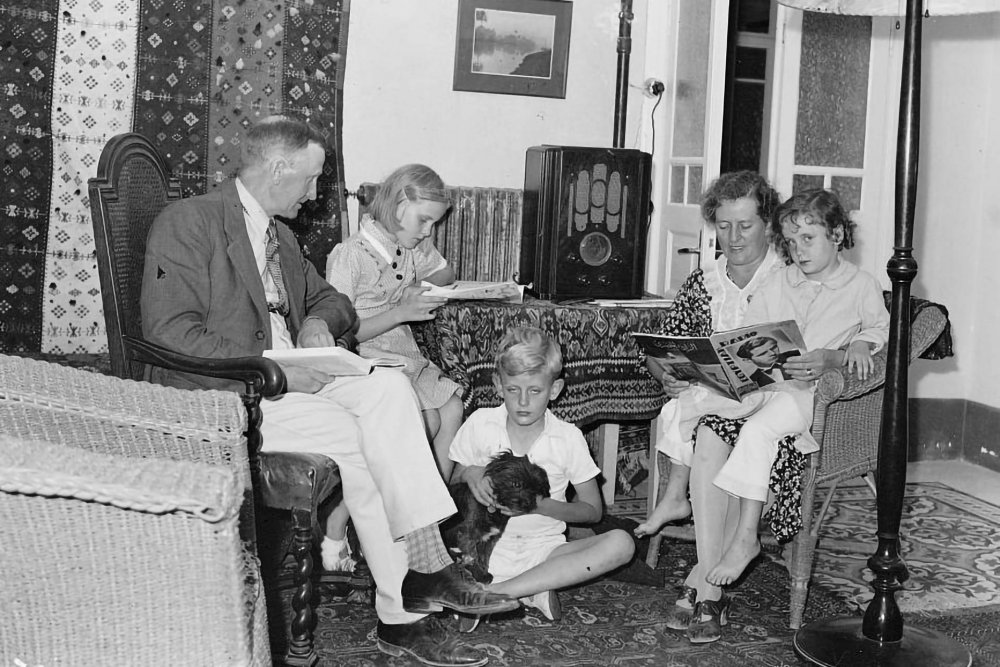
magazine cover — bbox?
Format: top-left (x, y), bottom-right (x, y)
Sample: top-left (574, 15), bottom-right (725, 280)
top-left (632, 320), bottom-right (806, 401)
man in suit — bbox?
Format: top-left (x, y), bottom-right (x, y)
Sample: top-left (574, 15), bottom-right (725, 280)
top-left (141, 115), bottom-right (515, 667)
top-left (735, 336), bottom-right (798, 387)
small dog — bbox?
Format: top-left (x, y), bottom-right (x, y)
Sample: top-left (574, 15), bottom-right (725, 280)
top-left (442, 451), bottom-right (550, 583)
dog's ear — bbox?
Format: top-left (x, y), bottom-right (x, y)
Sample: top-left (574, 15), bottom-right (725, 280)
top-left (528, 463), bottom-right (550, 497)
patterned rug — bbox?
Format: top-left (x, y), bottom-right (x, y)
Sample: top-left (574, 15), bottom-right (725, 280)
top-left (277, 482), bottom-right (1000, 666)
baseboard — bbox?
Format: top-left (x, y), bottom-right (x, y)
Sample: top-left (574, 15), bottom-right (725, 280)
top-left (910, 398), bottom-right (1000, 474)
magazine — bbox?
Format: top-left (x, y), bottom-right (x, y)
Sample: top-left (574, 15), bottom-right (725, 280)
top-left (263, 346), bottom-right (405, 376)
top-left (631, 320), bottom-right (807, 401)
top-left (420, 280), bottom-right (525, 303)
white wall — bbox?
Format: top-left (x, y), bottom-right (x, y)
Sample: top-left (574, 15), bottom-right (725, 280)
top-left (910, 13), bottom-right (1000, 406)
top-left (342, 0), bottom-right (649, 219)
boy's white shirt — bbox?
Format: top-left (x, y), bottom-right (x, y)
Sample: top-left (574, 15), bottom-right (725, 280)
top-left (449, 405), bottom-right (600, 538)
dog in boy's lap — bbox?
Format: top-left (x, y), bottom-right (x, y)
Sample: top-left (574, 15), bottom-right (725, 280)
top-left (442, 451), bottom-right (550, 583)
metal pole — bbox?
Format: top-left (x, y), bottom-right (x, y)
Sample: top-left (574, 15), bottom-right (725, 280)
top-left (613, 0), bottom-right (634, 148)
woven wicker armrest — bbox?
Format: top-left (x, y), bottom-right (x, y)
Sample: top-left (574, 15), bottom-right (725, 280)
top-left (0, 353), bottom-right (245, 439)
top-left (813, 302), bottom-right (949, 407)
top-left (0, 436), bottom-right (241, 521)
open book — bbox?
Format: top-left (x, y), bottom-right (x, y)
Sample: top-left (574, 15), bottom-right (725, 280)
top-left (631, 320), bottom-right (806, 402)
top-left (420, 280), bottom-right (525, 303)
top-left (263, 346), bottom-right (405, 376)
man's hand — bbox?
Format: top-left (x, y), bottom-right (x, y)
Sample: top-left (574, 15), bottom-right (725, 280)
top-left (844, 340), bottom-right (875, 381)
top-left (645, 356), bottom-right (691, 398)
top-left (298, 317), bottom-right (336, 348)
top-left (395, 285), bottom-right (447, 323)
top-left (278, 363), bottom-right (333, 394)
top-left (782, 349), bottom-right (846, 381)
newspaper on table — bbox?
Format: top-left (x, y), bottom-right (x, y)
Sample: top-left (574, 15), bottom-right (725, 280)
top-left (420, 280), bottom-right (525, 303)
top-left (631, 320), bottom-right (806, 401)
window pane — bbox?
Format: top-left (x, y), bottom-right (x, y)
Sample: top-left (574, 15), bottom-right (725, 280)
top-left (736, 0), bottom-right (770, 34)
top-left (793, 173), bottom-right (824, 193)
top-left (831, 176), bottom-right (863, 212)
top-left (687, 166), bottom-right (703, 205)
top-left (735, 46), bottom-right (767, 80)
top-left (795, 14), bottom-right (870, 169)
top-left (670, 165), bottom-right (686, 204)
top-left (672, 0), bottom-right (710, 159)
top-left (729, 81), bottom-right (765, 172)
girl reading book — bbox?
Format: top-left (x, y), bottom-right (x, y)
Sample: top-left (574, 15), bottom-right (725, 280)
top-left (321, 163), bottom-right (465, 571)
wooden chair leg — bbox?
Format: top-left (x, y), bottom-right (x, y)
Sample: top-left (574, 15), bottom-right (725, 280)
top-left (281, 507), bottom-right (319, 667)
top-left (645, 419), bottom-right (662, 569)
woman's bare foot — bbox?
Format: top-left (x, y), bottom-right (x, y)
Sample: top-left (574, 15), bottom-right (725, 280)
top-left (706, 536), bottom-right (760, 586)
top-left (633, 496), bottom-right (692, 537)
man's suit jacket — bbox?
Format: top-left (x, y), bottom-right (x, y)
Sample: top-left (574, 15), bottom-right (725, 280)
top-left (141, 179), bottom-right (357, 392)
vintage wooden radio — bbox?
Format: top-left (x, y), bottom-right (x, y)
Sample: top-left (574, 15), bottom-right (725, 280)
top-left (519, 145), bottom-right (652, 300)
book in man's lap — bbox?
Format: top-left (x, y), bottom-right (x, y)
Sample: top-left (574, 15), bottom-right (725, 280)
top-left (631, 320), bottom-right (805, 402)
top-left (264, 346), bottom-right (404, 376)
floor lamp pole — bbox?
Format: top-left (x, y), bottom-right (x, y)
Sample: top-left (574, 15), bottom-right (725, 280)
top-left (793, 1), bottom-right (972, 663)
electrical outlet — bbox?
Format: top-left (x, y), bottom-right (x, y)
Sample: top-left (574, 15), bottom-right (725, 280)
top-left (643, 78), bottom-right (665, 98)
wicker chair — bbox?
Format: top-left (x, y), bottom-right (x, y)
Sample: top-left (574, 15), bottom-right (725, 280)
top-left (644, 297), bottom-right (950, 629)
top-left (87, 132), bottom-right (350, 666)
top-left (0, 353), bottom-right (269, 666)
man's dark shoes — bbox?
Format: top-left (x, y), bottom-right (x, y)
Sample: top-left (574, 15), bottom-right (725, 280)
top-left (377, 616), bottom-right (487, 667)
top-left (402, 563), bottom-right (520, 614)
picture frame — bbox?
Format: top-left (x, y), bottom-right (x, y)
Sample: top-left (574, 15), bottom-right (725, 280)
top-left (453, 0), bottom-right (572, 99)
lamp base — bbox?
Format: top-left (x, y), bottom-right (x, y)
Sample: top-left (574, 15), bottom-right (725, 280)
top-left (794, 617), bottom-right (971, 667)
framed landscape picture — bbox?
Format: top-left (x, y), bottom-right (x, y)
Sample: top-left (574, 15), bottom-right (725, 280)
top-left (453, 0), bottom-right (572, 99)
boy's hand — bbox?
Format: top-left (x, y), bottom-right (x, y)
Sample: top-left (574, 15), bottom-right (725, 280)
top-left (463, 465), bottom-right (497, 508)
top-left (396, 284), bottom-right (447, 322)
top-left (495, 494), bottom-right (547, 517)
top-left (276, 362), bottom-right (333, 394)
top-left (844, 340), bottom-right (875, 381)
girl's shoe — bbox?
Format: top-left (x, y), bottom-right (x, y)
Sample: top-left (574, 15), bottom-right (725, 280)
top-left (321, 536), bottom-right (357, 572)
top-left (686, 595), bottom-right (730, 644)
top-left (664, 586), bottom-right (697, 631)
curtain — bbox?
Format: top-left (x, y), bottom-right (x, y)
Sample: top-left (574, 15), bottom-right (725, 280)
top-left (0, 0), bottom-right (349, 354)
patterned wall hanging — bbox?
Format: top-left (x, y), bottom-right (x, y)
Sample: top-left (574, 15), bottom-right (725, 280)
top-left (0, 0), bottom-right (349, 355)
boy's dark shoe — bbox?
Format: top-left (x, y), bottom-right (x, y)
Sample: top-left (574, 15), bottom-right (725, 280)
top-left (402, 563), bottom-right (519, 614)
top-left (377, 616), bottom-right (487, 666)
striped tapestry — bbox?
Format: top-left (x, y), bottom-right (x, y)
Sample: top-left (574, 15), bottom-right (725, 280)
top-left (0, 0), bottom-right (349, 355)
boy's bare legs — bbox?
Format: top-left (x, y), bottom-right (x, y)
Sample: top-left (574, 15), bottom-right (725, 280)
top-left (486, 530), bottom-right (635, 598)
top-left (689, 427), bottom-right (736, 603)
top-left (706, 496), bottom-right (763, 586)
top-left (634, 460), bottom-right (692, 537)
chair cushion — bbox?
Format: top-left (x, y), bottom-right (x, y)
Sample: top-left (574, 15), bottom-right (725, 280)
top-left (258, 451), bottom-right (340, 510)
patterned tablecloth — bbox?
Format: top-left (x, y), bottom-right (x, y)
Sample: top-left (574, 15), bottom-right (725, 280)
top-left (413, 298), bottom-right (671, 427)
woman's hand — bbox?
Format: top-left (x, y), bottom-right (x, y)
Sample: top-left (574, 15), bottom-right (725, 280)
top-left (781, 349), bottom-right (846, 381)
top-left (395, 284), bottom-right (447, 323)
top-left (844, 340), bottom-right (875, 381)
top-left (645, 356), bottom-right (691, 398)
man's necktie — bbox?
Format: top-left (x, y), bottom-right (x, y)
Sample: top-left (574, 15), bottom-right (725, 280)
top-left (265, 219), bottom-right (290, 316)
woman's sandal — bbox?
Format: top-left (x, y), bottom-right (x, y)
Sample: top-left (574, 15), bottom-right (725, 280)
top-left (664, 586), bottom-right (697, 631)
top-left (686, 594), bottom-right (730, 644)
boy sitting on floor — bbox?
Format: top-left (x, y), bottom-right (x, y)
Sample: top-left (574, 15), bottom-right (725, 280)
top-left (449, 326), bottom-right (635, 630)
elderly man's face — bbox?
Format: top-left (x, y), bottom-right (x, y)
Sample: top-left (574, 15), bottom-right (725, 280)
top-left (714, 196), bottom-right (769, 271)
top-left (272, 142), bottom-right (325, 219)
